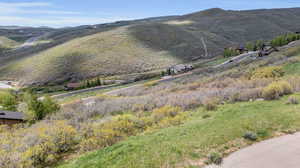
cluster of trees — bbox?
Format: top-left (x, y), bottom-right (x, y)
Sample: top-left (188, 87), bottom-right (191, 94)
top-left (82, 77), bottom-right (104, 89)
top-left (223, 48), bottom-right (239, 58)
top-left (224, 33), bottom-right (300, 58)
top-left (271, 33), bottom-right (300, 47)
top-left (245, 40), bottom-right (265, 51)
top-left (0, 90), bottom-right (60, 122)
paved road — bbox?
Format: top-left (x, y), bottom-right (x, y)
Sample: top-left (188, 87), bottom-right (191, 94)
top-left (0, 81), bottom-right (13, 89)
top-left (207, 132), bottom-right (300, 168)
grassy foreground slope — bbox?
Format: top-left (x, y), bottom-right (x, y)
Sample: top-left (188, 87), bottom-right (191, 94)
top-left (0, 26), bottom-right (181, 85)
top-left (58, 95), bottom-right (300, 168)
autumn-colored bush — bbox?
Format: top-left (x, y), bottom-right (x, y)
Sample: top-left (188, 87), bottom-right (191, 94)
top-left (250, 66), bottom-right (284, 79)
top-left (0, 121), bottom-right (78, 168)
top-left (262, 81), bottom-right (293, 100)
top-left (79, 106), bottom-right (186, 152)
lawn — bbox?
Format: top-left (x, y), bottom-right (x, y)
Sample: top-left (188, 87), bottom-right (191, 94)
top-left (283, 61), bottom-right (300, 75)
top-left (58, 94), bottom-right (300, 168)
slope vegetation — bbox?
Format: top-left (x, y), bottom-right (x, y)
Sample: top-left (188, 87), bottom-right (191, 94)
top-left (2, 8), bottom-right (300, 85)
top-left (0, 36), bottom-right (19, 48)
top-left (0, 26), bottom-right (181, 85)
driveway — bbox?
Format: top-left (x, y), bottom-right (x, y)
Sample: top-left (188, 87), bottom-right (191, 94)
top-left (207, 132), bottom-right (300, 168)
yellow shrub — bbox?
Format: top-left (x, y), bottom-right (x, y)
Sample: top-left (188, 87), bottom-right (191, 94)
top-left (0, 121), bottom-right (78, 168)
top-left (79, 106), bottom-right (186, 152)
top-left (250, 66), bottom-right (284, 79)
top-left (262, 81), bottom-right (293, 100)
top-left (152, 106), bottom-right (181, 122)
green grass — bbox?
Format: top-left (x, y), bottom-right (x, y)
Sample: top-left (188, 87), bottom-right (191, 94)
top-left (283, 60), bottom-right (300, 75)
top-left (58, 94), bottom-right (300, 168)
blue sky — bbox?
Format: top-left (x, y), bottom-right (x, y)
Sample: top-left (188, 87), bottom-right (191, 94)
top-left (0, 0), bottom-right (300, 27)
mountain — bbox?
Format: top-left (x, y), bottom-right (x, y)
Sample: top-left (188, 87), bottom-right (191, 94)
top-left (1, 7), bottom-right (300, 85)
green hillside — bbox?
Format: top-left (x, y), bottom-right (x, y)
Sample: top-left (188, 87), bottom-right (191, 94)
top-left (0, 36), bottom-right (19, 48)
top-left (2, 8), bottom-right (300, 85)
top-left (0, 26), bottom-right (181, 85)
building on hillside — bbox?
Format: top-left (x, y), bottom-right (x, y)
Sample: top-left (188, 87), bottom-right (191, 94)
top-left (0, 111), bottom-right (24, 125)
top-left (167, 64), bottom-right (194, 75)
top-left (65, 82), bottom-right (82, 90)
top-left (236, 45), bottom-right (248, 54)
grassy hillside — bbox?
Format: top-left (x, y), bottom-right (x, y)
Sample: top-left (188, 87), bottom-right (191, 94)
top-left (2, 8), bottom-right (300, 85)
top-left (58, 95), bottom-right (300, 168)
top-left (0, 36), bottom-right (19, 48)
top-left (2, 36), bottom-right (300, 168)
top-left (0, 26), bottom-right (181, 85)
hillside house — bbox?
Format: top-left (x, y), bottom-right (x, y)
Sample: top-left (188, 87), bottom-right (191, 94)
top-left (0, 111), bottom-right (24, 125)
top-left (167, 64), bottom-right (194, 75)
top-left (65, 82), bottom-right (82, 90)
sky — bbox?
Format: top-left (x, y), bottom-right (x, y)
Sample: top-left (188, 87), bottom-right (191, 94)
top-left (0, 0), bottom-right (300, 28)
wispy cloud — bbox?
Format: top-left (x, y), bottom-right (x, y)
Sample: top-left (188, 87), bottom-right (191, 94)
top-left (0, 2), bottom-right (125, 27)
top-left (0, 2), bottom-right (51, 7)
top-left (0, 2), bottom-right (79, 15)
top-left (0, 16), bottom-right (132, 27)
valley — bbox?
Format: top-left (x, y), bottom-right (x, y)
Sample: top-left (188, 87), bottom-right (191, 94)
top-left (2, 6), bottom-right (300, 168)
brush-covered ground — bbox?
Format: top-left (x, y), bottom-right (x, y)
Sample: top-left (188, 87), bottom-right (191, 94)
top-left (2, 8), bottom-right (300, 85)
top-left (2, 39), bottom-right (300, 168)
top-left (58, 94), bottom-right (300, 168)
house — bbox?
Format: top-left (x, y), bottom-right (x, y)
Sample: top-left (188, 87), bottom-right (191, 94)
top-left (65, 82), bottom-right (82, 90)
top-left (236, 45), bottom-right (248, 54)
top-left (167, 64), bottom-right (194, 75)
top-left (0, 111), bottom-right (24, 125)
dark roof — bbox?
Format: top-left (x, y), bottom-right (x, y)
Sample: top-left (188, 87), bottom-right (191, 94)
top-left (0, 111), bottom-right (24, 120)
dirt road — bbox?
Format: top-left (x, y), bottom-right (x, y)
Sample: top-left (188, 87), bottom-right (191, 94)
top-left (207, 132), bottom-right (300, 168)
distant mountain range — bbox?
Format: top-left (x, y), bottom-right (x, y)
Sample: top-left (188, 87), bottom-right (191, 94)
top-left (1, 7), bottom-right (300, 85)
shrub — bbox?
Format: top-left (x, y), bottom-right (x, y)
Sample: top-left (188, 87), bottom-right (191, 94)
top-left (286, 96), bottom-right (299, 105)
top-left (277, 81), bottom-right (293, 95)
top-left (41, 96), bottom-right (60, 116)
top-left (250, 66), bottom-right (285, 79)
top-left (0, 90), bottom-right (18, 111)
top-left (203, 98), bottom-right (219, 111)
top-left (224, 48), bottom-right (239, 58)
top-left (79, 106), bottom-right (186, 152)
top-left (246, 42), bottom-right (255, 51)
top-left (152, 106), bottom-right (181, 122)
top-left (262, 81), bottom-right (292, 100)
top-left (207, 152), bottom-right (223, 165)
top-left (23, 93), bottom-right (60, 121)
top-left (243, 132), bottom-right (258, 141)
top-left (0, 121), bottom-right (78, 168)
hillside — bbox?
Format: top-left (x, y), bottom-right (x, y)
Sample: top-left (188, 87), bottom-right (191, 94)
top-left (2, 8), bottom-right (300, 85)
top-left (0, 36), bottom-right (19, 48)
top-left (2, 36), bottom-right (300, 168)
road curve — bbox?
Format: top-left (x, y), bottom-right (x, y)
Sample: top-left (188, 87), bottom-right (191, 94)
top-left (207, 132), bottom-right (300, 168)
